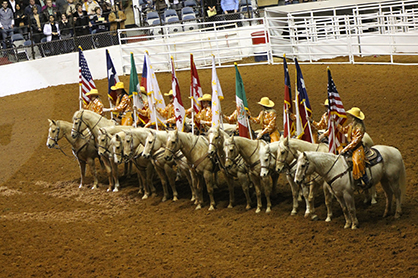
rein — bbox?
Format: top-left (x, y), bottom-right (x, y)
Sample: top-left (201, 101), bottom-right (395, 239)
top-left (48, 125), bottom-right (72, 157)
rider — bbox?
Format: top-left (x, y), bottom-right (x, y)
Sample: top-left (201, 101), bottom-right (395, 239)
top-left (250, 97), bottom-right (280, 142)
top-left (195, 94), bottom-right (212, 133)
top-left (134, 86), bottom-right (150, 127)
top-left (103, 82), bottom-right (133, 126)
top-left (338, 107), bottom-right (370, 189)
top-left (83, 89), bottom-right (104, 115)
top-left (311, 99), bottom-right (329, 143)
top-left (156, 89), bottom-right (176, 129)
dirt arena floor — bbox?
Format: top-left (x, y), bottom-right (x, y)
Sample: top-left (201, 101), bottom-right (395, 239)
top-left (1, 60), bottom-right (418, 277)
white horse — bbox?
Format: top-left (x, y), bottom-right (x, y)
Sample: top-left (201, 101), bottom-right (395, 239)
top-left (47, 119), bottom-right (99, 189)
top-left (294, 146), bottom-right (406, 229)
top-left (207, 127), bottom-right (252, 210)
top-left (275, 136), bottom-right (331, 220)
top-left (71, 110), bottom-right (122, 192)
top-left (224, 136), bottom-right (276, 213)
top-left (164, 130), bottom-right (234, 211)
top-left (121, 128), bottom-right (157, 199)
top-left (142, 129), bottom-right (194, 202)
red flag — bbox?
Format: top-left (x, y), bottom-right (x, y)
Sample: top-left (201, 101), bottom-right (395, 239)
top-left (190, 54), bottom-right (203, 114)
top-left (282, 56), bottom-right (294, 138)
top-left (79, 47), bottom-right (96, 105)
top-left (327, 68), bottom-right (347, 154)
top-left (171, 57), bottom-right (186, 131)
top-left (295, 58), bottom-right (313, 143)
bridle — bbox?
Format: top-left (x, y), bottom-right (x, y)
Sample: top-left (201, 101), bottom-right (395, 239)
top-left (72, 110), bottom-right (103, 139)
top-left (260, 145), bottom-right (277, 174)
top-left (98, 131), bottom-right (112, 157)
top-left (48, 124), bottom-right (70, 156)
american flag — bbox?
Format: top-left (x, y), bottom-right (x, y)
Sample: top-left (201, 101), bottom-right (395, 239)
top-left (79, 47), bottom-right (96, 106)
top-left (327, 68), bottom-right (347, 154)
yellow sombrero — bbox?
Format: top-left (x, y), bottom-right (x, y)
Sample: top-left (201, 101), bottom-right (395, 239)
top-left (164, 90), bottom-right (174, 97)
top-left (346, 107), bottom-right (365, 120)
top-left (111, 82), bottom-right (124, 91)
top-left (86, 89), bottom-right (99, 96)
top-left (323, 99), bottom-right (329, 106)
top-left (198, 94), bottom-right (211, 102)
top-left (140, 86), bottom-right (146, 94)
top-left (258, 97), bottom-right (275, 108)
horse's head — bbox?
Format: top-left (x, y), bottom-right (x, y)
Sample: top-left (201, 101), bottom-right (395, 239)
top-left (164, 129), bottom-right (179, 161)
top-left (276, 136), bottom-right (294, 173)
top-left (294, 151), bottom-right (312, 185)
top-left (71, 110), bottom-right (86, 139)
top-left (142, 130), bottom-right (156, 159)
top-left (97, 128), bottom-right (111, 157)
top-left (207, 126), bottom-right (222, 157)
top-left (47, 119), bottom-right (61, 148)
top-left (260, 143), bottom-right (275, 178)
top-left (112, 132), bottom-right (125, 164)
top-left (224, 135), bottom-right (238, 169)
top-left (122, 131), bottom-right (135, 161)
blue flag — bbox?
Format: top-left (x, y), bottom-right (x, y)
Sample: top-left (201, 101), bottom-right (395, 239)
top-left (106, 49), bottom-right (119, 106)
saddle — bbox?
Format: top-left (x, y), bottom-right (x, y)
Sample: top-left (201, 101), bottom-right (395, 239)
top-left (343, 146), bottom-right (383, 169)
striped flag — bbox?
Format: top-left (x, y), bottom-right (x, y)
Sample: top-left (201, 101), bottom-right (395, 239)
top-left (78, 47), bottom-right (96, 108)
top-left (211, 55), bottom-right (224, 128)
top-left (283, 56), bottom-right (294, 138)
top-left (129, 53), bottom-right (146, 126)
top-left (190, 54), bottom-right (203, 114)
top-left (144, 52), bottom-right (166, 129)
top-left (106, 49), bottom-right (119, 108)
top-left (294, 58), bottom-right (313, 143)
top-left (171, 57), bottom-right (186, 131)
top-left (234, 63), bottom-right (250, 138)
top-left (327, 68), bottom-right (347, 154)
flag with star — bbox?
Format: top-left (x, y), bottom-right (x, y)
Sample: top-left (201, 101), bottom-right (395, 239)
top-left (283, 55), bottom-right (294, 138)
top-left (171, 57), bottom-right (186, 131)
top-left (294, 58), bottom-right (313, 143)
top-left (106, 49), bottom-right (119, 108)
top-left (79, 47), bottom-right (96, 108)
top-left (144, 51), bottom-right (166, 128)
top-left (211, 55), bottom-right (224, 128)
top-left (234, 63), bottom-right (250, 138)
top-left (327, 68), bottom-right (347, 154)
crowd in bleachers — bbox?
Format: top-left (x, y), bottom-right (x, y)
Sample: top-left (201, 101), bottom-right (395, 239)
top-left (0, 0), bottom-right (126, 56)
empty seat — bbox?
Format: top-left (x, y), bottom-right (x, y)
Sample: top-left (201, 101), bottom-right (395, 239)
top-left (181, 6), bottom-right (194, 19)
top-left (167, 16), bottom-right (180, 23)
top-left (12, 33), bottom-right (25, 42)
top-left (240, 0), bottom-right (251, 5)
top-left (183, 14), bottom-right (196, 20)
top-left (164, 9), bottom-right (178, 20)
top-left (183, 0), bottom-right (197, 7)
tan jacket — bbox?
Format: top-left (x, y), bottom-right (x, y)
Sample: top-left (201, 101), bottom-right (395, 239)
top-left (108, 11), bottom-right (126, 31)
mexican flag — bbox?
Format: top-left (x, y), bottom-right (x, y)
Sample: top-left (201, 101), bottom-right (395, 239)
top-left (235, 63), bottom-right (250, 138)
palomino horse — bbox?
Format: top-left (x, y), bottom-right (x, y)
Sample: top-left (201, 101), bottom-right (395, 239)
top-left (142, 129), bottom-right (194, 202)
top-left (111, 131), bottom-right (155, 199)
top-left (71, 110), bottom-right (121, 192)
top-left (47, 119), bottom-right (99, 189)
top-left (275, 136), bottom-right (330, 220)
top-left (164, 130), bottom-right (234, 211)
top-left (224, 136), bottom-right (276, 213)
top-left (121, 128), bottom-right (157, 199)
top-left (207, 126), bottom-right (252, 210)
top-left (294, 147), bottom-right (406, 229)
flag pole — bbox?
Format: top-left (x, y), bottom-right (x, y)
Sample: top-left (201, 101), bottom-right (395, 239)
top-left (79, 46), bottom-right (82, 110)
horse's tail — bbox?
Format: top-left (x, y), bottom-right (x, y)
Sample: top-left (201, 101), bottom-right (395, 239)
top-left (399, 158), bottom-right (407, 204)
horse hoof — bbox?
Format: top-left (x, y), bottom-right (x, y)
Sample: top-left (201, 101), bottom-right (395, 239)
top-left (227, 204), bottom-right (233, 209)
top-left (325, 217), bottom-right (332, 222)
top-left (304, 212), bottom-right (310, 218)
top-left (351, 225), bottom-right (358, 230)
top-left (173, 196), bottom-right (178, 202)
top-left (190, 197), bottom-right (196, 202)
top-left (142, 194), bottom-right (149, 200)
top-left (151, 193), bottom-right (158, 198)
top-left (311, 214), bottom-right (319, 221)
top-left (344, 223), bottom-right (351, 229)
top-left (245, 205), bottom-right (251, 210)
top-left (265, 208), bottom-right (271, 214)
top-left (394, 213), bottom-right (401, 219)
top-left (371, 199), bottom-right (377, 205)
top-left (195, 205), bottom-right (202, 210)
top-left (208, 206), bottom-right (215, 211)
top-left (255, 208), bottom-right (261, 214)
top-left (194, 200), bottom-right (198, 205)
top-left (161, 197), bottom-right (167, 202)
top-left (138, 189), bottom-right (143, 194)
top-left (107, 188), bottom-right (111, 192)
top-left (290, 210), bottom-right (297, 216)
top-left (79, 184), bottom-right (83, 189)
top-left (113, 188), bottom-right (119, 193)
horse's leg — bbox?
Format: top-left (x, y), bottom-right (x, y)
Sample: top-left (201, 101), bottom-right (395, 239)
top-left (287, 175), bottom-right (299, 216)
top-left (252, 175), bottom-right (263, 214)
top-left (261, 176), bottom-right (273, 213)
top-left (333, 192), bottom-right (352, 229)
top-left (77, 159), bottom-right (87, 189)
top-left (102, 158), bottom-right (114, 192)
top-left (324, 183), bottom-right (333, 222)
top-left (370, 185), bottom-right (378, 205)
top-left (195, 174), bottom-right (205, 210)
top-left (136, 170), bottom-right (144, 195)
top-left (112, 161), bottom-right (120, 192)
top-left (143, 164), bottom-right (155, 199)
top-left (87, 157), bottom-right (99, 189)
top-left (204, 170), bottom-right (216, 211)
top-left (303, 181), bottom-right (317, 219)
top-left (186, 169), bottom-right (197, 202)
top-left (237, 171), bottom-right (251, 210)
top-left (154, 165), bottom-right (169, 202)
top-left (380, 178), bottom-right (393, 218)
top-left (343, 189), bottom-right (359, 229)
top-left (225, 174), bottom-right (235, 209)
top-left (165, 164), bottom-right (179, 201)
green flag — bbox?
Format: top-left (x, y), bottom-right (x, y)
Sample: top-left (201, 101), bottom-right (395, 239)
top-left (129, 53), bottom-right (143, 126)
top-left (235, 63), bottom-right (250, 138)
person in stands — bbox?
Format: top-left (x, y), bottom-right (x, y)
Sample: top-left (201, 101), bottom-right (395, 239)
top-left (250, 96), bottom-right (280, 142)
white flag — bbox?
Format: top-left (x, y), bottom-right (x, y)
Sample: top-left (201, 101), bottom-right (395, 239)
top-left (211, 55), bottom-right (224, 128)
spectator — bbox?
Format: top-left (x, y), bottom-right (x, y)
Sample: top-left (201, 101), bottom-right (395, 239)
top-left (91, 6), bottom-right (107, 33)
top-left (7, 0), bottom-right (17, 14)
top-left (65, 0), bottom-right (75, 18)
top-left (73, 2), bottom-right (90, 36)
top-left (58, 12), bottom-right (73, 52)
top-left (24, 0), bottom-right (41, 16)
top-left (101, 1), bottom-right (110, 21)
top-left (220, 0), bottom-right (238, 20)
top-left (43, 14), bottom-right (59, 54)
top-left (0, 0), bottom-right (14, 49)
top-left (42, 0), bottom-right (58, 21)
top-left (82, 0), bottom-right (100, 19)
top-left (29, 5), bottom-right (43, 42)
top-left (205, 0), bottom-right (218, 19)
top-left (154, 0), bottom-right (167, 15)
top-left (14, 3), bottom-right (28, 38)
top-left (108, 4), bottom-right (125, 31)
top-left (55, 0), bottom-right (67, 16)
top-left (169, 0), bottom-right (181, 12)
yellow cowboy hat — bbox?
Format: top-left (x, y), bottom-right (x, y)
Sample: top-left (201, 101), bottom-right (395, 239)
top-left (164, 90), bottom-right (174, 97)
top-left (86, 89), bottom-right (99, 96)
top-left (258, 97), bottom-right (275, 108)
top-left (346, 107), bottom-right (365, 120)
top-left (111, 82), bottom-right (124, 91)
top-left (323, 99), bottom-right (329, 106)
top-left (140, 86), bottom-right (146, 94)
top-left (198, 94), bottom-right (212, 102)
